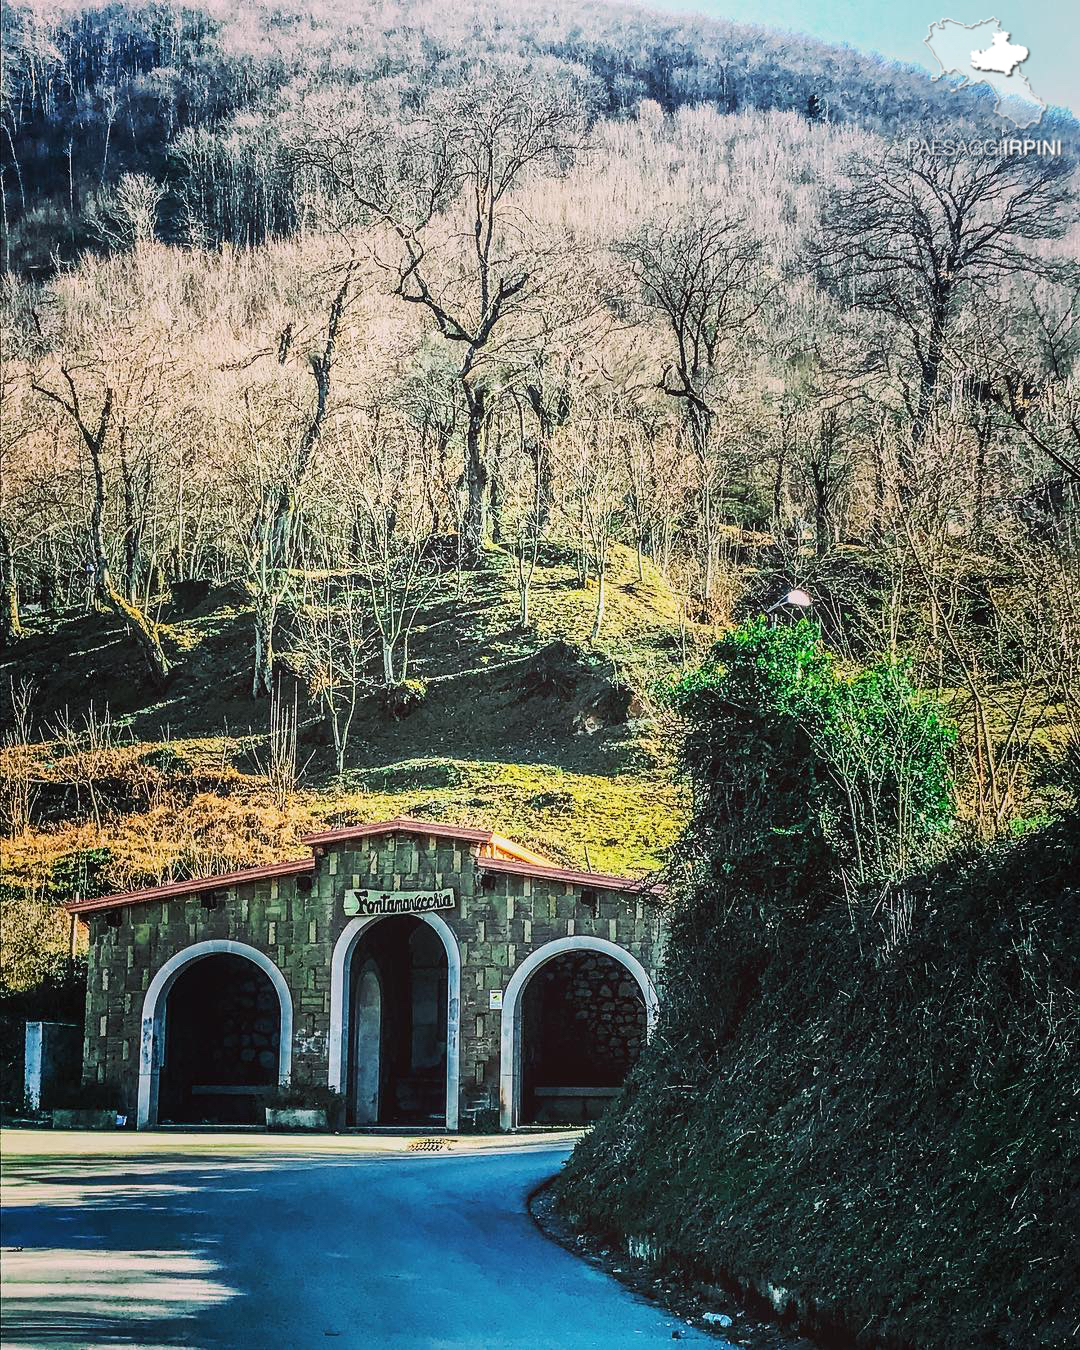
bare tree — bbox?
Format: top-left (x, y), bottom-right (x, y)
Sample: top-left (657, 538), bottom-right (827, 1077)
top-left (87, 172), bottom-right (164, 251)
top-left (249, 682), bottom-right (307, 810)
top-left (814, 144), bottom-right (1073, 481)
top-left (0, 521), bottom-right (21, 645)
top-left (297, 72), bottom-right (591, 562)
top-left (1, 678), bottom-right (38, 834)
top-left (562, 407), bottom-right (626, 642)
top-left (974, 282), bottom-right (1080, 484)
top-left (295, 577), bottom-right (371, 780)
top-left (247, 265), bottom-right (356, 697)
top-left (621, 201), bottom-right (768, 603)
top-left (502, 394), bottom-right (547, 628)
top-left (32, 360), bottom-right (171, 686)
top-left (344, 423), bottom-right (438, 690)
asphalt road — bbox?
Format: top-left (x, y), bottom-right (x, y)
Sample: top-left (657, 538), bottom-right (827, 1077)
top-left (1, 1133), bottom-right (718, 1349)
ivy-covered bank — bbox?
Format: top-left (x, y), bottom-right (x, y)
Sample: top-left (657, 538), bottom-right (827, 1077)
top-left (555, 622), bottom-right (1078, 1349)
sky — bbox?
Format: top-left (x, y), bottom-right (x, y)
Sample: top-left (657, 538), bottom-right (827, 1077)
top-left (641, 0), bottom-right (1079, 115)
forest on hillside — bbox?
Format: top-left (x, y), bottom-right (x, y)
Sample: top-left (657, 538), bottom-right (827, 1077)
top-left (1, 0), bottom-right (1079, 975)
top-left (5, 0), bottom-right (1054, 272)
top-left (1, 5), bottom-right (1077, 1343)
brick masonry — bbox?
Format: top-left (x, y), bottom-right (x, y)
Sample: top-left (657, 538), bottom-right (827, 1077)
top-left (81, 828), bottom-right (666, 1127)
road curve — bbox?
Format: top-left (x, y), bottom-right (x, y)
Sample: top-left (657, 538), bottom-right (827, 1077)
top-left (2, 1133), bottom-right (718, 1348)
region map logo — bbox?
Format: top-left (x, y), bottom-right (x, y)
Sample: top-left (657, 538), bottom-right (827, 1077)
top-left (925, 16), bottom-right (1045, 127)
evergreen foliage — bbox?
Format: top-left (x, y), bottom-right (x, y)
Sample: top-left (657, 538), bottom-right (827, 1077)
top-left (556, 623), bottom-right (1078, 1348)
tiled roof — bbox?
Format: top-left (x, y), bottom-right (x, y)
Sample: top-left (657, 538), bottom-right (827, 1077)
top-left (477, 854), bottom-right (658, 895)
top-left (301, 816), bottom-right (556, 866)
top-left (64, 817), bottom-right (656, 916)
top-left (65, 857), bottom-right (315, 915)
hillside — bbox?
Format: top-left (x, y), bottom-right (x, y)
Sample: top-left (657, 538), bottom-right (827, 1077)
top-left (1, 1), bottom-right (1077, 1346)
top-left (4, 0), bottom-right (1053, 273)
top-left (0, 543), bottom-right (701, 989)
top-left (555, 621), bottom-right (1079, 1350)
top-left (557, 806), bottom-right (1080, 1348)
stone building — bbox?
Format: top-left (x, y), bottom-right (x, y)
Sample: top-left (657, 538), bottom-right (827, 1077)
top-left (66, 818), bottom-right (665, 1130)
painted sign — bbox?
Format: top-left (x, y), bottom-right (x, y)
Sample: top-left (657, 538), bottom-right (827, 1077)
top-left (343, 888), bottom-right (456, 917)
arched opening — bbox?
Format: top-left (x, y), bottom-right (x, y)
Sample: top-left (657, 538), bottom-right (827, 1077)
top-left (343, 916), bottom-right (450, 1126)
top-left (157, 954), bottom-right (280, 1124)
top-left (138, 940), bottom-right (292, 1130)
top-left (519, 950), bottom-right (647, 1124)
top-left (499, 936), bottom-right (658, 1130)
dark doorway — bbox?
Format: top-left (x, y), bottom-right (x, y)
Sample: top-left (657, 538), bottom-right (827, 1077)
top-left (520, 951), bottom-right (646, 1124)
top-left (158, 954), bottom-right (280, 1124)
top-left (347, 917), bottom-right (448, 1126)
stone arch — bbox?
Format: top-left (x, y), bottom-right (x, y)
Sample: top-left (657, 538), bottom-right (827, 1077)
top-left (137, 940), bottom-right (292, 1129)
top-left (499, 936), bottom-right (659, 1130)
top-left (328, 914), bottom-right (460, 1130)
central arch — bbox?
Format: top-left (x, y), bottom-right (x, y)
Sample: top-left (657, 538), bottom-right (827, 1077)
top-left (329, 914), bottom-right (460, 1130)
top-left (137, 940), bottom-right (292, 1129)
top-left (499, 936), bottom-right (659, 1130)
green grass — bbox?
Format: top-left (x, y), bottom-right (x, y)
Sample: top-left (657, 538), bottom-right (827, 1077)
top-left (0, 547), bottom-right (700, 955)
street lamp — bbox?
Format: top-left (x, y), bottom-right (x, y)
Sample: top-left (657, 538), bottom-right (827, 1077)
top-left (764, 588), bottom-right (813, 622)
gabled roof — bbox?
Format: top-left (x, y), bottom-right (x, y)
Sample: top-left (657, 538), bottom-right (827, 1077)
top-left (301, 816), bottom-right (556, 867)
top-left (477, 854), bottom-right (657, 895)
top-left (64, 817), bottom-right (655, 917)
top-left (65, 857), bottom-right (315, 916)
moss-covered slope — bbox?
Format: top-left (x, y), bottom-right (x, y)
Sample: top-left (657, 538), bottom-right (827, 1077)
top-left (556, 731), bottom-right (1078, 1348)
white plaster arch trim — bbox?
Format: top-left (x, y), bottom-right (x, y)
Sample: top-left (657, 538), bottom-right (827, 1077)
top-left (498, 935), bottom-right (659, 1131)
top-left (137, 939), bottom-right (293, 1130)
top-left (328, 913), bottom-right (461, 1130)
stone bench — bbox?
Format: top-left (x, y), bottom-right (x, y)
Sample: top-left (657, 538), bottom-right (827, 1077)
top-left (190, 1084), bottom-right (274, 1096)
top-left (532, 1086), bottom-right (622, 1123)
top-left (533, 1086), bottom-right (622, 1098)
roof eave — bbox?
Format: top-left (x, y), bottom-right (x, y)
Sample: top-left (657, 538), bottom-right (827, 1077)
top-left (477, 854), bottom-right (660, 895)
top-left (66, 857), bottom-right (316, 916)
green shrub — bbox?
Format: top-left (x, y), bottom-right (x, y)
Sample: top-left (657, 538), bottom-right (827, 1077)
top-left (556, 622), bottom-right (1076, 1348)
top-left (50, 848), bottom-right (115, 901)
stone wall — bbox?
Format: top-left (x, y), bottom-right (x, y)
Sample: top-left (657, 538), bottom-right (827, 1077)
top-left (82, 867), bottom-right (335, 1109)
top-left (522, 951), bottom-right (648, 1087)
top-left (81, 827), bottom-right (665, 1127)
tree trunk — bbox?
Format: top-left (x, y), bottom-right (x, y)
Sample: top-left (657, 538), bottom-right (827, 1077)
top-left (120, 451), bottom-right (139, 597)
top-left (908, 292), bottom-right (952, 482)
top-left (69, 386), bottom-right (172, 687)
top-left (104, 577), bottom-right (171, 686)
top-left (462, 385), bottom-right (489, 564)
top-left (591, 565), bottom-right (606, 642)
top-left (38, 567), bottom-right (55, 613)
top-left (249, 273), bottom-right (353, 695)
top-left (252, 593), bottom-right (276, 699)
top-left (524, 384), bottom-right (562, 534)
top-left (489, 415), bottom-right (504, 546)
top-left (0, 522), bottom-right (22, 646)
top-left (772, 450), bottom-right (786, 530)
top-left (701, 476), bottom-right (714, 603)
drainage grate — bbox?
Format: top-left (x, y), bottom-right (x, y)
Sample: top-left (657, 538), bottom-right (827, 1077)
top-left (407, 1138), bottom-right (456, 1152)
